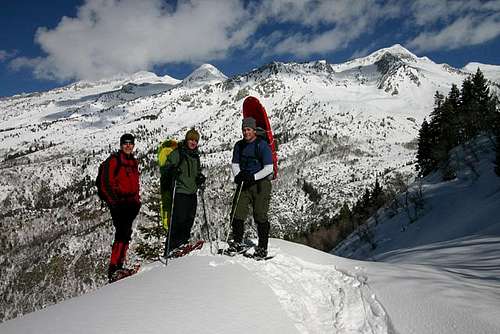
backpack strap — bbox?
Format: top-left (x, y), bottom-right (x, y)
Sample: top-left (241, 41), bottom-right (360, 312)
top-left (255, 137), bottom-right (263, 169)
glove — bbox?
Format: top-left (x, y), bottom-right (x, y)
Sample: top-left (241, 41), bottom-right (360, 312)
top-left (235, 171), bottom-right (254, 185)
top-left (196, 173), bottom-right (206, 188)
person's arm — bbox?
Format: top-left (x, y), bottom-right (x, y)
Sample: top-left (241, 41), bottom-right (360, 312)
top-left (254, 164), bottom-right (273, 180)
top-left (254, 140), bottom-right (273, 180)
top-left (232, 163), bottom-right (240, 177)
top-left (231, 142), bottom-right (241, 180)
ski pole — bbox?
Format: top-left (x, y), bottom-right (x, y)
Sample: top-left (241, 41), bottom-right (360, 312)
top-left (200, 188), bottom-right (214, 254)
top-left (157, 182), bottom-right (167, 261)
top-left (223, 181), bottom-right (243, 248)
top-left (164, 180), bottom-right (177, 267)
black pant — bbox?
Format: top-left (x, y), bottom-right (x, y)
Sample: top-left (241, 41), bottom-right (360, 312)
top-left (232, 219), bottom-right (270, 250)
top-left (168, 193), bottom-right (197, 250)
top-left (110, 202), bottom-right (140, 243)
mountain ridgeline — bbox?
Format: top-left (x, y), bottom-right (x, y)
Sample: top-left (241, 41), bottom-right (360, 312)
top-left (0, 44), bottom-right (499, 321)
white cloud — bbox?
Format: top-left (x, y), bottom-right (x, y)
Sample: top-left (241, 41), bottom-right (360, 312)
top-left (257, 0), bottom-right (401, 57)
top-left (410, 0), bottom-right (500, 26)
top-left (0, 50), bottom-right (18, 62)
top-left (12, 0), bottom-right (256, 81)
top-left (408, 16), bottom-right (500, 52)
top-left (9, 0), bottom-right (500, 81)
top-left (407, 0), bottom-right (500, 52)
top-left (12, 0), bottom-right (405, 80)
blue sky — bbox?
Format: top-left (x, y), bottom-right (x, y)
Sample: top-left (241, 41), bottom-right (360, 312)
top-left (1, 0), bottom-right (500, 97)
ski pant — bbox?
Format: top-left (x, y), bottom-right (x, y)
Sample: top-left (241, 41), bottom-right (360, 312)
top-left (167, 192), bottom-right (197, 251)
top-left (110, 202), bottom-right (140, 243)
top-left (231, 179), bottom-right (271, 249)
top-left (109, 202), bottom-right (140, 270)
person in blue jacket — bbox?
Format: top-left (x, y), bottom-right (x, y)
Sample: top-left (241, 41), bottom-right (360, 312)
top-left (229, 117), bottom-right (273, 258)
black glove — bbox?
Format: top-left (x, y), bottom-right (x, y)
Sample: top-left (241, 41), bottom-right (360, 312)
top-left (235, 171), bottom-right (254, 185)
top-left (196, 173), bottom-right (206, 188)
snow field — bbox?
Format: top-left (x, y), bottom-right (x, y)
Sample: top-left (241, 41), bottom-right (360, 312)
top-left (206, 243), bottom-right (391, 334)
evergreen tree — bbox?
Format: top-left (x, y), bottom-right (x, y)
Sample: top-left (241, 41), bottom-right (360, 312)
top-left (371, 178), bottom-right (385, 209)
top-left (471, 68), bottom-right (494, 132)
top-left (433, 91), bottom-right (445, 108)
top-left (448, 84), bottom-right (460, 110)
top-left (350, 199), bottom-right (364, 232)
top-left (416, 69), bottom-right (499, 178)
top-left (439, 99), bottom-right (458, 151)
top-left (448, 84), bottom-right (462, 142)
top-left (495, 112), bottom-right (500, 177)
top-left (338, 202), bottom-right (352, 237)
top-left (361, 188), bottom-right (371, 209)
top-left (460, 77), bottom-right (476, 140)
top-left (428, 95), bottom-right (449, 169)
top-left (495, 131), bottom-right (500, 177)
top-left (417, 119), bottom-right (435, 176)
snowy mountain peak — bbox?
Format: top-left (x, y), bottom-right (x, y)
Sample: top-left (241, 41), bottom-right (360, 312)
top-left (333, 44), bottom-right (422, 72)
top-left (181, 63), bottom-right (227, 87)
top-left (377, 44), bottom-right (418, 59)
top-left (127, 71), bottom-right (180, 85)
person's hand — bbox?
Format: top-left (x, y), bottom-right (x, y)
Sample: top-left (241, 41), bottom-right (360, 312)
top-left (235, 171), bottom-right (254, 185)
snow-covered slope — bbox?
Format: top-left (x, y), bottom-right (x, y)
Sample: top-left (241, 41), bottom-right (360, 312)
top-left (0, 240), bottom-right (393, 334)
top-left (334, 137), bottom-right (500, 333)
top-left (1, 45), bottom-right (499, 321)
top-left (463, 62), bottom-right (500, 84)
top-left (3, 197), bottom-right (500, 334)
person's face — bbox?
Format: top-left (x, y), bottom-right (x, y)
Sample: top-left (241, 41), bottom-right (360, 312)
top-left (187, 138), bottom-right (198, 150)
top-left (242, 127), bottom-right (257, 141)
top-left (121, 141), bottom-right (134, 155)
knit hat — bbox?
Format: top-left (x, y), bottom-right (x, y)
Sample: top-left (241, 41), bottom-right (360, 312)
top-left (120, 133), bottom-right (135, 145)
top-left (242, 117), bottom-right (257, 130)
top-left (185, 128), bottom-right (200, 142)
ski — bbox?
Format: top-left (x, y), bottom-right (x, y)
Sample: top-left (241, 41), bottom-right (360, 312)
top-left (217, 245), bottom-right (253, 257)
top-left (168, 240), bottom-right (204, 259)
top-left (109, 264), bottom-right (140, 283)
top-left (217, 240), bottom-right (256, 257)
top-left (242, 252), bottom-right (274, 261)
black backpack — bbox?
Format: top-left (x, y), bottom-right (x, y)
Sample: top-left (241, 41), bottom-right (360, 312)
top-left (95, 153), bottom-right (121, 202)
